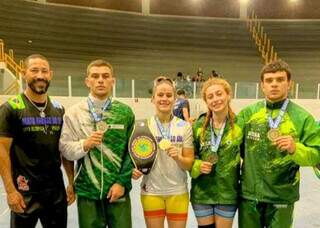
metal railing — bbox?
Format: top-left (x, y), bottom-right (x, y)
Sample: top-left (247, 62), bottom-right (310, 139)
top-left (247, 11), bottom-right (278, 64)
top-left (45, 77), bottom-right (320, 100)
top-left (3, 80), bottom-right (20, 95)
top-left (0, 39), bottom-right (22, 94)
top-left (0, 39), bottom-right (4, 62)
top-left (0, 40), bottom-right (22, 78)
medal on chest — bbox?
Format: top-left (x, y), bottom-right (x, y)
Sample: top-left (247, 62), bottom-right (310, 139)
top-left (266, 99), bottom-right (289, 141)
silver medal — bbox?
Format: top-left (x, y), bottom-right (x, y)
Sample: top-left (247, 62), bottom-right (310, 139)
top-left (97, 121), bottom-right (109, 132)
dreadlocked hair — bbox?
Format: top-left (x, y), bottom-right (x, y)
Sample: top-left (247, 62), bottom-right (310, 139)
top-left (200, 78), bottom-right (236, 142)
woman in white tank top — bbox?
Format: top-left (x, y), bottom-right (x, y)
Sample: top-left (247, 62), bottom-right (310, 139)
top-left (132, 76), bottom-right (194, 228)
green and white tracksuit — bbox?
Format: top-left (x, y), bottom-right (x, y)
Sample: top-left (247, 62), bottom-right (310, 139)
top-left (237, 99), bottom-right (320, 228)
top-left (59, 97), bottom-right (134, 228)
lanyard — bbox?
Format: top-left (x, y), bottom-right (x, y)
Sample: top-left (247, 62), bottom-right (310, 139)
top-left (210, 118), bottom-right (226, 153)
top-left (155, 116), bottom-right (171, 140)
top-left (87, 97), bottom-right (111, 122)
top-left (266, 99), bottom-right (289, 129)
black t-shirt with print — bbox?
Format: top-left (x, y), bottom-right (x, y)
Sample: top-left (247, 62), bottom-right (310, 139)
top-left (0, 93), bottom-right (65, 194)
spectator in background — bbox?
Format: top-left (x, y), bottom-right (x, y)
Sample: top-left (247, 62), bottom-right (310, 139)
top-left (174, 72), bottom-right (193, 98)
top-left (174, 72), bottom-right (185, 90)
top-left (183, 74), bottom-right (193, 98)
top-left (192, 68), bottom-right (206, 82)
top-left (173, 89), bottom-right (192, 123)
top-left (208, 70), bottom-right (220, 79)
top-left (185, 74), bottom-right (192, 82)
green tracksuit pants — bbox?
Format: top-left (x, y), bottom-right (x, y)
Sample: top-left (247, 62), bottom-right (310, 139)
top-left (238, 198), bottom-right (294, 228)
top-left (77, 195), bottom-right (132, 228)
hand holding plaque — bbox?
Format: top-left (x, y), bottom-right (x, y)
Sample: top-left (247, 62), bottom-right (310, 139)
top-left (132, 168), bottom-right (143, 180)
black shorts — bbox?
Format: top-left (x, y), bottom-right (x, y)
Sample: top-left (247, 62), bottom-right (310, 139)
top-left (11, 187), bottom-right (67, 228)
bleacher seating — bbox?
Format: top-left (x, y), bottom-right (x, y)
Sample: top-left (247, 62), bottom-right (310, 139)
top-left (0, 0), bottom-right (263, 96)
top-left (262, 20), bottom-right (320, 98)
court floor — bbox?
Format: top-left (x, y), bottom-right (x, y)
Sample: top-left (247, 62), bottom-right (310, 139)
top-left (1, 168), bottom-right (319, 228)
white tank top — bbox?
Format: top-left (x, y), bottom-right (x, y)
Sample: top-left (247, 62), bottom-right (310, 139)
top-left (140, 116), bottom-right (194, 195)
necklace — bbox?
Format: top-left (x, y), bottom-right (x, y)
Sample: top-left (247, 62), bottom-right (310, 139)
top-left (24, 93), bottom-right (48, 118)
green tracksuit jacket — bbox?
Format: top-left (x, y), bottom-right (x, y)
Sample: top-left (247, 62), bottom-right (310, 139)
top-left (190, 115), bottom-right (242, 205)
top-left (237, 99), bottom-right (320, 204)
top-left (60, 99), bottom-right (135, 200)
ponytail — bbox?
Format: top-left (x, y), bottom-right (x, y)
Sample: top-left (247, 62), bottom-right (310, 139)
top-left (201, 110), bottom-right (212, 143)
top-left (228, 103), bottom-right (236, 138)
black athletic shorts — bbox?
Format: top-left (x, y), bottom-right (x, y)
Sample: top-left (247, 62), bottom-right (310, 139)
top-left (10, 187), bottom-right (67, 228)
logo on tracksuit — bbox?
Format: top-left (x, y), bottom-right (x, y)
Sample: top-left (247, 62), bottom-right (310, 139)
top-left (17, 175), bottom-right (29, 191)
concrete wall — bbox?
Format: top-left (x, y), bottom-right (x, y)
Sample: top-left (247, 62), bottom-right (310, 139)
top-left (249, 0), bottom-right (320, 19)
top-left (150, 0), bottom-right (239, 18)
top-left (1, 95), bottom-right (320, 120)
top-left (46, 0), bottom-right (320, 19)
top-left (0, 67), bottom-right (19, 94)
top-left (47, 0), bottom-right (239, 18)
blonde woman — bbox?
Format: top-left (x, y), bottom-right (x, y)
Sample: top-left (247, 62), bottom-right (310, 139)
top-left (190, 78), bottom-right (242, 228)
top-left (132, 76), bottom-right (194, 228)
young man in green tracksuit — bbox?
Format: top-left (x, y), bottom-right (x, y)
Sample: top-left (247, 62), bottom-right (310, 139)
top-left (237, 60), bottom-right (320, 228)
top-left (59, 59), bottom-right (135, 228)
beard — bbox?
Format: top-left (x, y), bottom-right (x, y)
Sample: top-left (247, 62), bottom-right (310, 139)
top-left (28, 78), bottom-right (50, 94)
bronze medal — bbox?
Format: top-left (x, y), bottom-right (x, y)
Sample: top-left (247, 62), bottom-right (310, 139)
top-left (206, 153), bottom-right (218, 164)
top-left (267, 128), bottom-right (281, 141)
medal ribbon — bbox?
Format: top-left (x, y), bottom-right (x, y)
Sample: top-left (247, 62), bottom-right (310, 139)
top-left (266, 99), bottom-right (289, 129)
top-left (210, 118), bottom-right (226, 153)
top-left (87, 97), bottom-right (112, 122)
top-left (155, 116), bottom-right (171, 140)
top-left (87, 97), bottom-right (112, 200)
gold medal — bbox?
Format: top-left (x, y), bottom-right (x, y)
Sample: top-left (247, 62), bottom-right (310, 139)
top-left (159, 139), bottom-right (171, 150)
top-left (267, 128), bottom-right (281, 141)
top-left (96, 121), bottom-right (109, 132)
